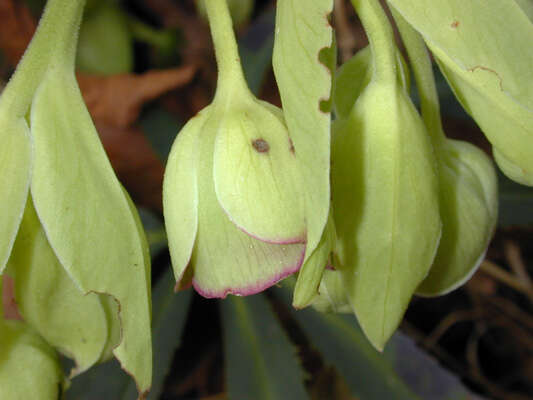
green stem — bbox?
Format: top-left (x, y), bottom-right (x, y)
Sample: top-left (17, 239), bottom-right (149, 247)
top-left (204, 0), bottom-right (250, 100)
top-left (351, 0), bottom-right (396, 84)
top-left (391, 8), bottom-right (446, 147)
top-left (0, 0), bottom-right (86, 117)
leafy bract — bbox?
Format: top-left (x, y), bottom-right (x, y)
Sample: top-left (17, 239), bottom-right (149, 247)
top-left (273, 0), bottom-right (334, 261)
top-left (30, 68), bottom-right (152, 394)
top-left (7, 197), bottom-right (110, 375)
top-left (292, 212), bottom-right (336, 309)
top-left (221, 295), bottom-right (309, 400)
top-left (0, 115), bottom-right (31, 274)
top-left (389, 0), bottom-right (533, 185)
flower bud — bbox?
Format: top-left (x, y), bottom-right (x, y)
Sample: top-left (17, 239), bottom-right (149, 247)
top-left (417, 140), bottom-right (497, 295)
top-left (0, 277), bottom-right (65, 399)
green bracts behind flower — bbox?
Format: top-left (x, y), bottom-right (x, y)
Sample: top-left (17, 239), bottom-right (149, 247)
top-left (389, 0), bottom-right (533, 185)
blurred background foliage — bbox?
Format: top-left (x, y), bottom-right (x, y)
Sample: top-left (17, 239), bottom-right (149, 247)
top-left (0, 0), bottom-right (532, 399)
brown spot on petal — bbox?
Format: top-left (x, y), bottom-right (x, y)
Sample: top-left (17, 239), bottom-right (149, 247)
top-left (252, 138), bottom-right (270, 153)
top-left (451, 20), bottom-right (460, 28)
top-left (289, 137), bottom-right (295, 154)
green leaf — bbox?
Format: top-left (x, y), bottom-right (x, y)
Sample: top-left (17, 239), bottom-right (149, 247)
top-left (7, 197), bottom-right (110, 375)
top-left (273, 0), bottom-right (334, 261)
top-left (77, 2), bottom-right (133, 75)
top-left (221, 295), bottom-right (309, 400)
top-left (388, 0), bottom-right (533, 185)
top-left (30, 69), bottom-right (152, 393)
top-left (273, 284), bottom-right (417, 400)
top-left (0, 115), bottom-right (31, 274)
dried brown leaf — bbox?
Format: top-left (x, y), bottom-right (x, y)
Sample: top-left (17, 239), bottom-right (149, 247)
top-left (77, 65), bottom-right (196, 128)
top-left (0, 0), bottom-right (36, 65)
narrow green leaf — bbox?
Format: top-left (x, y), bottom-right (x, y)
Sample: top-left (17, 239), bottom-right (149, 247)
top-left (221, 295), bottom-right (309, 400)
top-left (273, 0), bottom-right (334, 261)
top-left (30, 69), bottom-right (152, 393)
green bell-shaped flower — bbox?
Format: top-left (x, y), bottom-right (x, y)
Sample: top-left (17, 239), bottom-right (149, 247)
top-left (389, 0), bottom-right (533, 185)
top-left (0, 0), bottom-right (151, 394)
top-left (392, 10), bottom-right (498, 296)
top-left (331, 0), bottom-right (441, 350)
top-left (0, 277), bottom-right (65, 399)
top-left (164, 0), bottom-right (308, 297)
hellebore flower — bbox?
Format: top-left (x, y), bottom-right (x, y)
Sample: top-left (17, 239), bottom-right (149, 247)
top-left (1, 277), bottom-right (65, 399)
top-left (0, 0), bottom-right (151, 394)
top-left (330, 0), bottom-right (442, 350)
top-left (164, 0), bottom-right (309, 297)
top-left (389, 0), bottom-right (533, 186)
top-left (392, 11), bottom-right (498, 296)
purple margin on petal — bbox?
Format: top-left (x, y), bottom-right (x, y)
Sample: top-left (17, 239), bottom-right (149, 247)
top-left (191, 247), bottom-right (306, 299)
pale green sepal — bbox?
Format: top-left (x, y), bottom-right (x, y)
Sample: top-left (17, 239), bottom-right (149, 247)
top-left (30, 70), bottom-right (152, 394)
top-left (273, 0), bottom-right (334, 261)
top-left (311, 270), bottom-right (352, 314)
top-left (417, 140), bottom-right (498, 296)
top-left (292, 212), bottom-right (336, 309)
top-left (0, 320), bottom-right (65, 400)
top-left (389, 0), bottom-right (533, 185)
top-left (6, 196), bottom-right (109, 376)
top-left (163, 109), bottom-right (205, 285)
top-left (0, 115), bottom-right (31, 274)
top-left (191, 115), bottom-right (305, 298)
top-left (213, 99), bottom-right (306, 244)
top-left (332, 83), bottom-right (441, 351)
top-left (334, 46), bottom-right (410, 120)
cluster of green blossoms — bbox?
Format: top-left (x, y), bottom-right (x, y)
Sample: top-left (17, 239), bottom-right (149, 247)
top-left (0, 0), bottom-right (151, 397)
top-left (1, 0), bottom-right (531, 397)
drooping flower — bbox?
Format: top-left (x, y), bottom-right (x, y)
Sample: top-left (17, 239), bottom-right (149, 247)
top-left (0, 0), bottom-right (151, 394)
